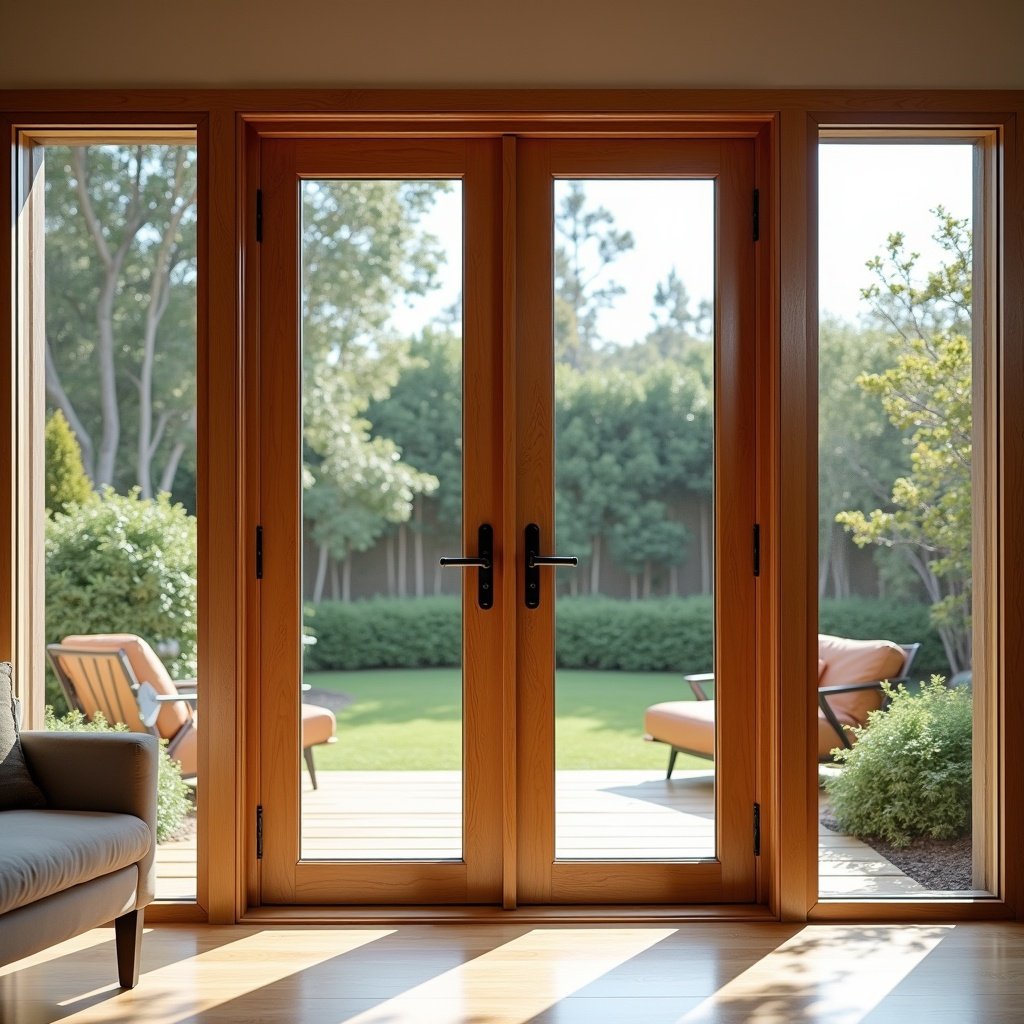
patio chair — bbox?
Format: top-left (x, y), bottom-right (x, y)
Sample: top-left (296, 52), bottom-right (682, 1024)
top-left (643, 634), bottom-right (921, 779)
top-left (47, 633), bottom-right (337, 788)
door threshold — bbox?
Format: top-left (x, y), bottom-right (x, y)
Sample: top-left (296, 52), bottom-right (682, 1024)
top-left (240, 904), bottom-right (778, 925)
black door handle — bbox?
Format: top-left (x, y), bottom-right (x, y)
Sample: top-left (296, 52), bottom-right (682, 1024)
top-left (440, 523), bottom-right (494, 610)
top-left (524, 522), bottom-right (577, 609)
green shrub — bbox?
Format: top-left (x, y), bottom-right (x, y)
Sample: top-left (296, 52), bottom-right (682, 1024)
top-left (45, 488), bottom-right (197, 711)
top-left (44, 410), bottom-right (94, 515)
top-left (824, 678), bottom-right (972, 847)
top-left (554, 597), bottom-right (714, 671)
top-left (304, 597), bottom-right (461, 670)
top-left (44, 706), bottom-right (193, 843)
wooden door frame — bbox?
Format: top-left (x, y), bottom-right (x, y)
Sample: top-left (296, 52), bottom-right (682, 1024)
top-left (2, 92), bottom-right (1018, 923)
top-left (513, 137), bottom-right (760, 904)
top-left (255, 136), bottom-right (505, 904)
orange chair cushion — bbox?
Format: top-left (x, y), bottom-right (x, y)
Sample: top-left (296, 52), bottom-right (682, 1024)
top-left (644, 700), bottom-right (715, 758)
top-left (301, 703), bottom-right (336, 748)
top-left (816, 634), bottom-right (906, 746)
top-left (61, 633), bottom-right (192, 740)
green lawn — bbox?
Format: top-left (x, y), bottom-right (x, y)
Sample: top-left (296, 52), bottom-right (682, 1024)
top-left (304, 668), bottom-right (709, 772)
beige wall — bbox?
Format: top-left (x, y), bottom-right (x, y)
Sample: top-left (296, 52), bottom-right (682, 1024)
top-left (4, 0), bottom-right (1024, 91)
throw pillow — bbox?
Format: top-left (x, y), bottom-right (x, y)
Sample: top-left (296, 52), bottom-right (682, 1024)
top-left (0, 662), bottom-right (47, 809)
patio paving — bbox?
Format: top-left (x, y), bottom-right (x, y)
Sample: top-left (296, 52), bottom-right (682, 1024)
top-left (155, 769), bottom-right (922, 900)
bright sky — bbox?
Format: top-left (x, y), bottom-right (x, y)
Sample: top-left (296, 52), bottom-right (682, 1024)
top-left (395, 142), bottom-right (975, 336)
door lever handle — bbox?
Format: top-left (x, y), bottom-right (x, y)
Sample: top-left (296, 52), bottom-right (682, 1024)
top-left (440, 523), bottom-right (493, 610)
top-left (524, 523), bottom-right (577, 609)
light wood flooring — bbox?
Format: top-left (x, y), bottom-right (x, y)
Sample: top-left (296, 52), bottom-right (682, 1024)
top-left (155, 770), bottom-right (920, 902)
top-left (4, 921), bottom-right (1024, 1023)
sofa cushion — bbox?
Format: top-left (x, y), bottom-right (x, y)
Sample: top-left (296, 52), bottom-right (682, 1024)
top-left (0, 810), bottom-right (150, 915)
top-left (0, 662), bottom-right (46, 811)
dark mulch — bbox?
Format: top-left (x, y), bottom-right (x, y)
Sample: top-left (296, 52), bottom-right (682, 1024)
top-left (303, 687), bottom-right (355, 714)
top-left (822, 817), bottom-right (973, 890)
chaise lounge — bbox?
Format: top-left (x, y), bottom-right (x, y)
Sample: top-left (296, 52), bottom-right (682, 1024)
top-left (643, 634), bottom-right (920, 778)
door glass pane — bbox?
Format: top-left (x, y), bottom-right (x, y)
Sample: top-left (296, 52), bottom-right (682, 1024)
top-left (552, 180), bottom-right (716, 860)
top-left (299, 179), bottom-right (464, 860)
top-left (817, 143), bottom-right (986, 896)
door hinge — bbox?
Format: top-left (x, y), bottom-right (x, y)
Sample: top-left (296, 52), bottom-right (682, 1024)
top-left (752, 189), bottom-right (760, 242)
top-left (255, 189), bottom-right (263, 242)
top-left (753, 802), bottom-right (761, 856)
top-left (255, 525), bottom-right (264, 580)
top-left (256, 805), bottom-right (264, 860)
top-left (753, 523), bottom-right (760, 577)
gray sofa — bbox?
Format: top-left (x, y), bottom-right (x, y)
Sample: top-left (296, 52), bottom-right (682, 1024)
top-left (0, 731), bottom-right (157, 988)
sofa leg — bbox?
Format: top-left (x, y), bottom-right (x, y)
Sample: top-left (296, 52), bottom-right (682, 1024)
top-left (115, 908), bottom-right (144, 989)
top-left (666, 747), bottom-right (679, 780)
top-left (303, 746), bottom-right (319, 790)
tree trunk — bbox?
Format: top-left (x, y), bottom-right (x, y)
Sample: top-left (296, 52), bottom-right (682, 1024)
top-left (643, 561), bottom-right (653, 599)
top-left (590, 533), bottom-right (602, 595)
top-left (629, 574), bottom-right (639, 600)
top-left (669, 564), bottom-right (679, 597)
top-left (413, 500), bottom-right (425, 597)
top-left (397, 524), bottom-right (408, 598)
top-left (329, 560), bottom-right (341, 600)
top-left (342, 555), bottom-right (352, 603)
top-left (312, 542), bottom-right (329, 603)
top-left (45, 337), bottom-right (96, 480)
top-left (72, 147), bottom-right (147, 489)
top-left (385, 535), bottom-right (396, 597)
top-left (137, 153), bottom-right (193, 497)
top-left (829, 526), bottom-right (850, 599)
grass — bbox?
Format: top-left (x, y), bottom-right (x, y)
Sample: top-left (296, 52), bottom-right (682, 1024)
top-left (305, 668), bottom-right (710, 772)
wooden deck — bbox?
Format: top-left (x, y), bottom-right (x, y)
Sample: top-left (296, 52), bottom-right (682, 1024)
top-left (154, 769), bottom-right (920, 900)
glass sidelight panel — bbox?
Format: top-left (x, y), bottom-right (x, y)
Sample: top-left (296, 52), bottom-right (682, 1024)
top-left (298, 179), bottom-right (464, 861)
top-left (551, 179), bottom-right (716, 860)
top-left (39, 142), bottom-right (199, 900)
top-left (817, 142), bottom-right (989, 897)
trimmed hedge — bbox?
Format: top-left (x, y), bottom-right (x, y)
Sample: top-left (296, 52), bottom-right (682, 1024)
top-left (304, 597), bottom-right (461, 671)
top-left (304, 595), bottom-right (950, 678)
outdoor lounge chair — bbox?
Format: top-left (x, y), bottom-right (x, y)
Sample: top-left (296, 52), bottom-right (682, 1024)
top-left (47, 633), bottom-right (337, 788)
top-left (643, 634), bottom-right (921, 779)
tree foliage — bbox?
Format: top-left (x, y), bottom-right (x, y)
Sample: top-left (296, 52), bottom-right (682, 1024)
top-left (554, 182), bottom-right (635, 368)
top-left (837, 211), bottom-right (973, 671)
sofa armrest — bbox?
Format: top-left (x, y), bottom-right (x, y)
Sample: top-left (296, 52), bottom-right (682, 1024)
top-left (19, 732), bottom-right (158, 908)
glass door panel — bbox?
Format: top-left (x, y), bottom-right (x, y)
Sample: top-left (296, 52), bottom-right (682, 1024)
top-left (299, 178), bottom-right (465, 862)
top-left (551, 179), bottom-right (716, 861)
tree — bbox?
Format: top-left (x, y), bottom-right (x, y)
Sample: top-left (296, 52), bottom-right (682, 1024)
top-left (300, 179), bottom-right (449, 599)
top-left (44, 410), bottom-right (94, 515)
top-left (44, 145), bottom-right (198, 503)
top-left (554, 183), bottom-right (634, 368)
top-left (837, 210), bottom-right (973, 673)
top-left (366, 328), bottom-right (463, 596)
top-left (818, 316), bottom-right (913, 600)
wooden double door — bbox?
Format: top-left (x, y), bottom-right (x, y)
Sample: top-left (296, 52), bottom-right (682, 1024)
top-left (256, 135), bottom-right (758, 906)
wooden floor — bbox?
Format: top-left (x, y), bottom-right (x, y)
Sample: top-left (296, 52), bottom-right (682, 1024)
top-left (156, 770), bottom-right (919, 901)
top-left (4, 921), bottom-right (1024, 1023)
